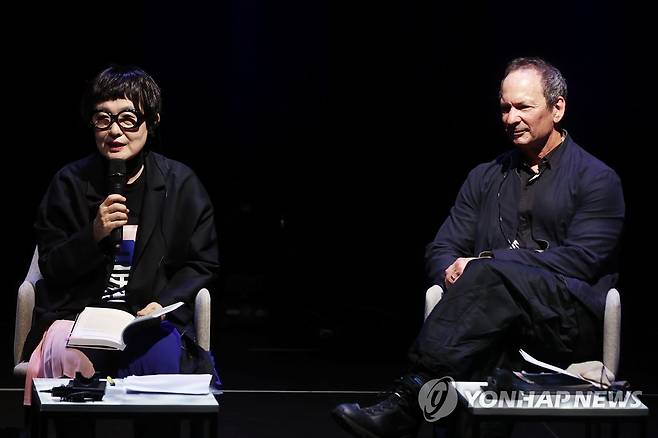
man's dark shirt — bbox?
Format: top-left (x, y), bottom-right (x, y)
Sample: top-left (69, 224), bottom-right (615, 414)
top-left (514, 139), bottom-right (564, 250)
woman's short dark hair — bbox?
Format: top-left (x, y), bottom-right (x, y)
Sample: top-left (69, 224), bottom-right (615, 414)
top-left (501, 57), bottom-right (567, 107)
top-left (81, 65), bottom-right (162, 134)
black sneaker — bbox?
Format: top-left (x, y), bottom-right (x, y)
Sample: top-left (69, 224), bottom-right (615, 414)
top-left (332, 375), bottom-right (424, 438)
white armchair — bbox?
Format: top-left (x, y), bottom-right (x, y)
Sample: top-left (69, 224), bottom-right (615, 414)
top-left (13, 247), bottom-right (212, 376)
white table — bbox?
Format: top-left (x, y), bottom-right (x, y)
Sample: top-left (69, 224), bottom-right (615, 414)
top-left (452, 381), bottom-right (649, 437)
top-left (31, 378), bottom-right (219, 438)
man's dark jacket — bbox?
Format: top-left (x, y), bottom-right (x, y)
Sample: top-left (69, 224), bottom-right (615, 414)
top-left (425, 134), bottom-right (625, 318)
top-left (24, 151), bottom-right (219, 359)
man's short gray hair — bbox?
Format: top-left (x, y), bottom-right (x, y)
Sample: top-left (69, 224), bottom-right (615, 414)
top-left (501, 57), bottom-right (568, 107)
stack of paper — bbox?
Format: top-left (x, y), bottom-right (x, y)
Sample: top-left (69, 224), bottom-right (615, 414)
top-left (123, 374), bottom-right (212, 394)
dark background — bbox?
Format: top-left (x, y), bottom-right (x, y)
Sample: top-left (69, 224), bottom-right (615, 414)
top-left (2, 0), bottom-right (655, 392)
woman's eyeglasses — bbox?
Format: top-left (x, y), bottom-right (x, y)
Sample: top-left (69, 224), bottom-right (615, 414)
top-left (91, 110), bottom-right (144, 131)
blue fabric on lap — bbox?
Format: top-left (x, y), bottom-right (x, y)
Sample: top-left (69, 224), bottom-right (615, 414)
top-left (116, 320), bottom-right (182, 377)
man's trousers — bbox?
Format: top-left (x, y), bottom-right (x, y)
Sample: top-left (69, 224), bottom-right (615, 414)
top-left (408, 259), bottom-right (601, 380)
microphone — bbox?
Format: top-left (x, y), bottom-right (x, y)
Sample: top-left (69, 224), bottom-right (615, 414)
top-left (107, 159), bottom-right (127, 249)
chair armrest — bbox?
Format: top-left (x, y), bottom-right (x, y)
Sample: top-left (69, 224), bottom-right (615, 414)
top-left (424, 285), bottom-right (444, 321)
top-left (194, 288), bottom-right (211, 351)
top-left (603, 288), bottom-right (621, 377)
top-left (14, 280), bottom-right (35, 367)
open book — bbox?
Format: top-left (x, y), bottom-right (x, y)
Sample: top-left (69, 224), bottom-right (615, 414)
top-left (518, 349), bottom-right (609, 389)
top-left (67, 302), bottom-right (184, 351)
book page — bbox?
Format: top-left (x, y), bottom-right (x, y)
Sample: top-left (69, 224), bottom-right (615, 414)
top-left (68, 307), bottom-right (135, 349)
top-left (120, 301), bottom-right (185, 340)
top-left (68, 302), bottom-right (185, 350)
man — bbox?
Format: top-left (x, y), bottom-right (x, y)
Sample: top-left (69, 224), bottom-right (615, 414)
top-left (332, 57), bottom-right (625, 437)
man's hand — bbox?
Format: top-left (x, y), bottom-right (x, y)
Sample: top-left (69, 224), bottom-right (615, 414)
top-left (137, 302), bottom-right (164, 319)
top-left (93, 194), bottom-right (129, 242)
top-left (444, 257), bottom-right (478, 288)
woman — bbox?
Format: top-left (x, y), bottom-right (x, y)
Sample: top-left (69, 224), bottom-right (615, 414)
top-left (24, 65), bottom-right (220, 404)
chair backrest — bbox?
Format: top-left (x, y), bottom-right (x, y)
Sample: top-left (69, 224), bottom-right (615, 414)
top-left (603, 288), bottom-right (621, 376)
top-left (14, 247), bottom-right (41, 369)
top-left (25, 246), bottom-right (43, 285)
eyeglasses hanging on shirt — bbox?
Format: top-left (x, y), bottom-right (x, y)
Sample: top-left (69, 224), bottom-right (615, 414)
top-left (497, 157), bottom-right (551, 250)
top-left (524, 158), bottom-right (549, 185)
